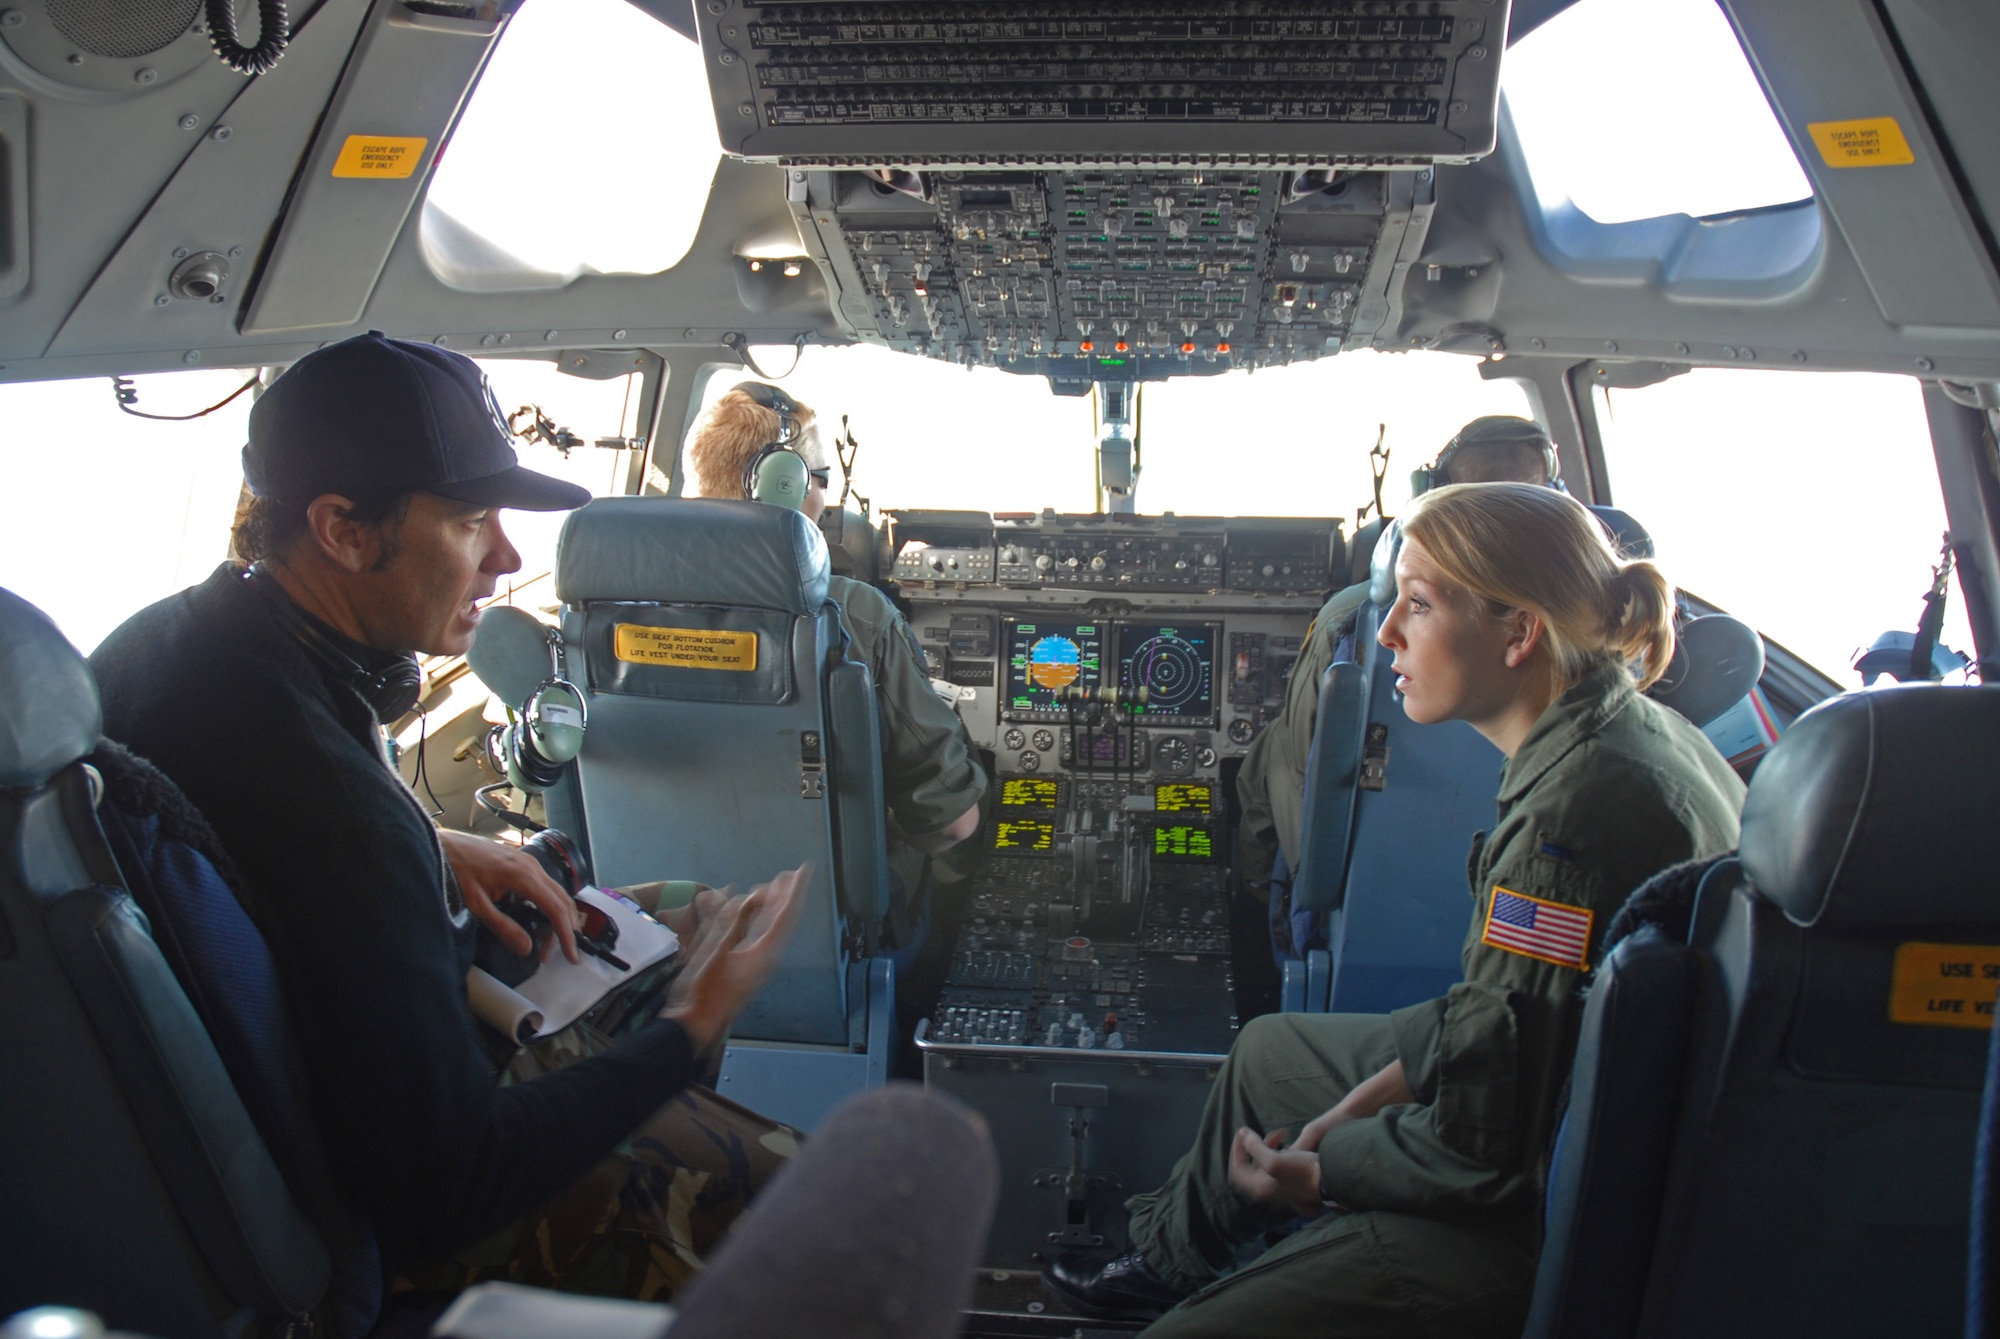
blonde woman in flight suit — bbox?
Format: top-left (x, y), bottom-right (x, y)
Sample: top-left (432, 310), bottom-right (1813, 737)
top-left (1047, 482), bottom-right (1746, 1338)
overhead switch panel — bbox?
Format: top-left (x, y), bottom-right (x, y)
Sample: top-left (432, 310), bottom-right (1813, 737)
top-left (793, 165), bottom-right (1426, 384)
top-left (702, 0), bottom-right (1510, 168)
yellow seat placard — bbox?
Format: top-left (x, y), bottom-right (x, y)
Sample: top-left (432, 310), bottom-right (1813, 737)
top-left (1806, 117), bottom-right (1914, 169)
top-left (1888, 942), bottom-right (2000, 1029)
top-left (331, 134), bottom-right (430, 179)
top-left (614, 624), bottom-right (759, 672)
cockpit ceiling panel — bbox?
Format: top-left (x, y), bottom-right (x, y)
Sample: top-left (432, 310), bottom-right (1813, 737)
top-left (699, 0), bottom-right (1509, 169)
top-left (792, 167), bottom-right (1417, 385)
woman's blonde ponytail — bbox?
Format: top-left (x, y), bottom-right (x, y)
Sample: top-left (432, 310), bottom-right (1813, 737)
top-left (1401, 483), bottom-right (1682, 696)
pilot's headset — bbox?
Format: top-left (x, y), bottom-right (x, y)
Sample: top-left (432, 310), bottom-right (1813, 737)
top-left (469, 606), bottom-right (588, 792)
top-left (735, 381), bottom-right (818, 510)
top-left (1410, 416), bottom-right (1567, 497)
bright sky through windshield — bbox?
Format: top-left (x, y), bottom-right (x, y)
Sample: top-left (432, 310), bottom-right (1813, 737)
top-left (0, 0), bottom-right (1963, 688)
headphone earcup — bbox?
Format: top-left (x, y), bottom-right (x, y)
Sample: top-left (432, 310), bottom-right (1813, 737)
top-left (369, 657), bottom-right (425, 724)
top-left (506, 679), bottom-right (586, 792)
top-left (506, 720), bottom-right (566, 791)
top-left (749, 447), bottom-right (810, 510)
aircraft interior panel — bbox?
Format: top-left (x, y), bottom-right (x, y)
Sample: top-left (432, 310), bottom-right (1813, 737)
top-left (698, 0), bottom-right (1511, 169)
top-left (886, 510), bottom-right (1340, 1264)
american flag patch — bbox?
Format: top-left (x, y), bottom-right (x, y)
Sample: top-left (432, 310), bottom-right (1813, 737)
top-left (1481, 886), bottom-right (1595, 970)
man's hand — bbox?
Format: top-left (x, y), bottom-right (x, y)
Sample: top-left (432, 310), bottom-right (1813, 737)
top-left (438, 828), bottom-right (581, 964)
top-left (1226, 1127), bottom-right (1327, 1218)
top-left (654, 885), bottom-right (732, 944)
top-left (662, 864), bottom-right (809, 1051)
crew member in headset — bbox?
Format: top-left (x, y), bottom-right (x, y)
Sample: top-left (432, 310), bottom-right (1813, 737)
top-left (91, 332), bottom-right (809, 1300)
top-left (1235, 416), bottom-right (1565, 955)
top-left (685, 383), bottom-right (987, 921)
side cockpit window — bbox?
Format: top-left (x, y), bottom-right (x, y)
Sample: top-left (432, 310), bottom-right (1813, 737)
top-left (0, 371), bottom-right (253, 651)
top-left (1593, 369), bottom-right (1973, 685)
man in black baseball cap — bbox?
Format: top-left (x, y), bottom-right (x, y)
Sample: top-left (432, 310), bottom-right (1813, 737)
top-left (242, 329), bottom-right (591, 515)
top-left (224, 330), bottom-right (590, 661)
top-left (90, 332), bottom-right (806, 1299)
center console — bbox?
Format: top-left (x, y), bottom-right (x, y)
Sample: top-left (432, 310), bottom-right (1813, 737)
top-left (884, 509), bottom-right (1343, 1267)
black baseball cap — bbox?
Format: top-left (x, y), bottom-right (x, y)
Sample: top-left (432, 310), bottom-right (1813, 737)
top-left (243, 331), bottom-right (591, 511)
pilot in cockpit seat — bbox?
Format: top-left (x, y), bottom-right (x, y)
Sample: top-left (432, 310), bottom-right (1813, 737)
top-left (686, 382), bottom-right (988, 938)
top-left (1235, 416), bottom-right (1565, 955)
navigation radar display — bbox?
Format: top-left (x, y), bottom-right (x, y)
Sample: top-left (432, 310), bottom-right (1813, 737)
top-left (1118, 623), bottom-right (1219, 725)
top-left (1004, 620), bottom-right (1104, 717)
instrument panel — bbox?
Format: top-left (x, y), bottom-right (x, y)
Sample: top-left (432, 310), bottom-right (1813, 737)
top-left (898, 512), bottom-right (1341, 785)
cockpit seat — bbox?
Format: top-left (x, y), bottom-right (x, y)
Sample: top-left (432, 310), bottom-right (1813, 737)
top-left (1288, 511), bottom-right (1764, 1015)
top-left (550, 497), bottom-right (894, 1128)
top-left (0, 585), bottom-right (340, 1336)
top-left (1528, 684), bottom-right (2000, 1338)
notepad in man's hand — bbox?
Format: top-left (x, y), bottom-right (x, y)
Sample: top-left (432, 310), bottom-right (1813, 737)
top-left (517, 887), bottom-right (680, 1035)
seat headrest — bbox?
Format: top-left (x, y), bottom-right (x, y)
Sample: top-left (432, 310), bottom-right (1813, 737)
top-left (1740, 685), bottom-right (2000, 930)
top-left (555, 497), bottom-right (831, 613)
top-left (0, 587), bottom-right (102, 790)
top-left (1366, 518), bottom-right (1403, 607)
top-left (1586, 505), bottom-right (1655, 560)
top-left (1648, 614), bottom-right (1765, 728)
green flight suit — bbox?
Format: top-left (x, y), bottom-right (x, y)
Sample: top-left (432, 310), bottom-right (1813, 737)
top-left (1235, 580), bottom-right (1372, 897)
top-left (826, 575), bottom-right (988, 904)
top-left (1130, 661), bottom-right (1746, 1338)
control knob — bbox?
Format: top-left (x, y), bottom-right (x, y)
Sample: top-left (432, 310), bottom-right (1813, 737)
top-left (1201, 552), bottom-right (1219, 568)
top-left (1034, 554), bottom-right (1053, 572)
top-left (1089, 555), bottom-right (1106, 572)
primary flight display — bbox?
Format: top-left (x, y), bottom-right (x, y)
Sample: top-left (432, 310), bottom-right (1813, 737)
top-left (1004, 619), bottom-right (1105, 716)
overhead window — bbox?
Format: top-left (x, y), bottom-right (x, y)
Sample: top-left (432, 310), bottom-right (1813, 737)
top-left (424, 0), bottom-right (719, 280)
top-left (1503, 0), bottom-right (1813, 223)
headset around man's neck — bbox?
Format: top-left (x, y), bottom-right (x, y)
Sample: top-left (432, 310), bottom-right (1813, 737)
top-left (247, 564), bottom-right (425, 723)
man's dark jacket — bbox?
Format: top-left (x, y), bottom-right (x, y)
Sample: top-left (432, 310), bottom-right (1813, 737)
top-left (92, 563), bottom-right (698, 1267)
